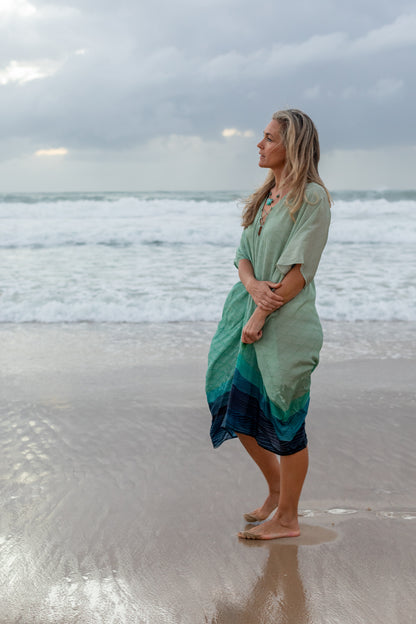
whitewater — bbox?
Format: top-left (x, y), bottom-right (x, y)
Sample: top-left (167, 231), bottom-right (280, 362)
top-left (0, 190), bottom-right (414, 322)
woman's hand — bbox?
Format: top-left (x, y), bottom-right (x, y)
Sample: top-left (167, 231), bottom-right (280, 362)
top-left (238, 259), bottom-right (283, 311)
top-left (246, 278), bottom-right (284, 311)
top-left (241, 308), bottom-right (269, 344)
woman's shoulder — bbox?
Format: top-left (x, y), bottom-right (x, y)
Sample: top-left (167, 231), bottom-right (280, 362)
top-left (295, 182), bottom-right (331, 224)
top-left (304, 182), bottom-right (329, 205)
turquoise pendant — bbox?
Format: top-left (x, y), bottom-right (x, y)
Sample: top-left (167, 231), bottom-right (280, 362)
top-left (266, 192), bottom-right (280, 206)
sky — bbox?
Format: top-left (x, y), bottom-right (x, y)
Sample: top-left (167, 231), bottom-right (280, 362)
top-left (0, 0), bottom-right (415, 192)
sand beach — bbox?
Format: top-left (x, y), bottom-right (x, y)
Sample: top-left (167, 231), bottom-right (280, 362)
top-left (0, 320), bottom-right (415, 623)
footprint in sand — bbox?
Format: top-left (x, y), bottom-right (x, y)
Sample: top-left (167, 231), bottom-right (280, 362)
top-left (299, 508), bottom-right (359, 517)
top-left (327, 508), bottom-right (358, 515)
top-left (376, 511), bottom-right (416, 520)
top-left (298, 509), bottom-right (317, 517)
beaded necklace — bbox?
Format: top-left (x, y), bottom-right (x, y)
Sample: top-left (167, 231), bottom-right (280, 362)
top-left (258, 191), bottom-right (280, 235)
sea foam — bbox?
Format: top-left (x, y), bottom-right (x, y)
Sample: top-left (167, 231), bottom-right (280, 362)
top-left (0, 191), bottom-right (414, 322)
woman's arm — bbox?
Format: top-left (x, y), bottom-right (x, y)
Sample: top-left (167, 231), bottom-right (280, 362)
top-left (275, 263), bottom-right (305, 304)
top-left (241, 264), bottom-right (305, 343)
top-left (238, 259), bottom-right (284, 311)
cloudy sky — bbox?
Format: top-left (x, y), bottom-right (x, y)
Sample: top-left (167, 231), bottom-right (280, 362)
top-left (0, 0), bottom-right (415, 191)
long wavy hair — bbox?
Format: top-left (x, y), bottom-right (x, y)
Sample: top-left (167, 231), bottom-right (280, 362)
top-left (242, 109), bottom-right (331, 227)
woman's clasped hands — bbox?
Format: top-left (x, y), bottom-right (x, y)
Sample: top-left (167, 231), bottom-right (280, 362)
top-left (246, 278), bottom-right (284, 311)
top-left (241, 280), bottom-right (284, 344)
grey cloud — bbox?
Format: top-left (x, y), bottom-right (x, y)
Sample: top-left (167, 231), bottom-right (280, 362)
top-left (0, 0), bottom-right (415, 158)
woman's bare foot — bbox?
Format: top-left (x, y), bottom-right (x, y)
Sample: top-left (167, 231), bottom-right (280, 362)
top-left (243, 492), bottom-right (280, 523)
top-left (238, 514), bottom-right (300, 540)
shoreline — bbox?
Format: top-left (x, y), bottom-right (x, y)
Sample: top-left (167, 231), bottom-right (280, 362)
top-left (0, 321), bottom-right (415, 622)
top-left (1, 318), bottom-right (416, 359)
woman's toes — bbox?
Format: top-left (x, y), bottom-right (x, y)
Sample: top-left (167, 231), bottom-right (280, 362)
top-left (243, 495), bottom-right (279, 523)
top-left (238, 518), bottom-right (300, 540)
top-left (238, 530), bottom-right (257, 539)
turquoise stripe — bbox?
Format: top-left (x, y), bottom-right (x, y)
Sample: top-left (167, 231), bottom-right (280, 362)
top-left (207, 345), bottom-right (310, 440)
top-left (207, 346), bottom-right (309, 421)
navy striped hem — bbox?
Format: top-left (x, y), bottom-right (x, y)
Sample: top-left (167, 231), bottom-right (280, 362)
top-left (210, 386), bottom-right (308, 456)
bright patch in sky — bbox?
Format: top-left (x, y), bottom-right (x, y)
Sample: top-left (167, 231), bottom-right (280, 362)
top-left (0, 0), bottom-right (36, 17)
top-left (35, 148), bottom-right (68, 157)
top-left (222, 128), bottom-right (254, 138)
top-left (0, 60), bottom-right (61, 85)
top-left (369, 78), bottom-right (404, 97)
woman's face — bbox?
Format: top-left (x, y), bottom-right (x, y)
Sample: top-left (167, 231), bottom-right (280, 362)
top-left (257, 120), bottom-right (286, 171)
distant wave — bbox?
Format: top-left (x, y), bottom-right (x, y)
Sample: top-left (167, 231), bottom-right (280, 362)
top-left (0, 191), bottom-right (415, 323)
top-left (0, 196), bottom-right (415, 249)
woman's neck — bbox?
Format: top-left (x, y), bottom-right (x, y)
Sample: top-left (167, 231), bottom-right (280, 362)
top-left (271, 166), bottom-right (286, 192)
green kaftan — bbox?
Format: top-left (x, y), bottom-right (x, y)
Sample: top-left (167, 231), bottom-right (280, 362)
top-left (206, 182), bottom-right (331, 446)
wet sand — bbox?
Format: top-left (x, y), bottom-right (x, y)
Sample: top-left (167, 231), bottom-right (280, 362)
top-left (0, 321), bottom-right (415, 623)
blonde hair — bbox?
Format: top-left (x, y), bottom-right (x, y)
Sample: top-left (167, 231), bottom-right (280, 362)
top-left (242, 109), bottom-right (331, 227)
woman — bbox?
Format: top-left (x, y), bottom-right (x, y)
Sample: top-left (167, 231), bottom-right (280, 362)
top-left (206, 109), bottom-right (331, 540)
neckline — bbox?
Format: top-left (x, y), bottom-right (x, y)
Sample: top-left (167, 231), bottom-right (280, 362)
top-left (257, 197), bottom-right (277, 235)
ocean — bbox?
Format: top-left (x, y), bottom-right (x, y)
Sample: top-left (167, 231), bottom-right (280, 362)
top-left (1, 190), bottom-right (415, 624)
top-left (0, 189), bottom-right (415, 323)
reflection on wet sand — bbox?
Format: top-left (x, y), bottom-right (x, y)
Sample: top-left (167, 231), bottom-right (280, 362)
top-left (1, 324), bottom-right (415, 623)
top-left (212, 524), bottom-right (337, 624)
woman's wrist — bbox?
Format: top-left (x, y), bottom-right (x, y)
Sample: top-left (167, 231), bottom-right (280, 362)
top-left (244, 275), bottom-right (256, 293)
top-left (253, 306), bottom-right (270, 320)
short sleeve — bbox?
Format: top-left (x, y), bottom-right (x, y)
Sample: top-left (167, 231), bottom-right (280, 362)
top-left (234, 228), bottom-right (251, 268)
top-left (276, 185), bottom-right (331, 286)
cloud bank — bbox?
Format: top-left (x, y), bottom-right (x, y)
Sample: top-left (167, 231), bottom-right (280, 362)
top-left (0, 0), bottom-right (415, 189)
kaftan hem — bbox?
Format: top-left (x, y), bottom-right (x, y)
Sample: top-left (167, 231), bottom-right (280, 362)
top-left (209, 384), bottom-right (308, 456)
top-left (208, 358), bottom-right (310, 455)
